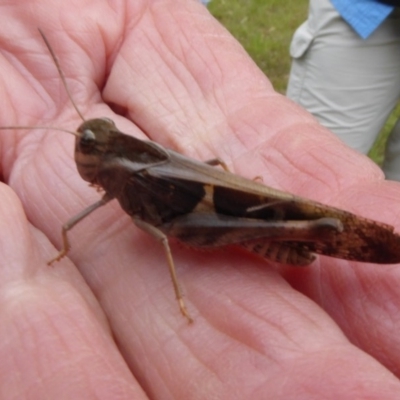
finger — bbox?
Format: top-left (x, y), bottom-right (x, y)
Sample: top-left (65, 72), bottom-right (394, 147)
top-left (101, 0), bottom-right (375, 192)
top-left (0, 183), bottom-right (145, 399)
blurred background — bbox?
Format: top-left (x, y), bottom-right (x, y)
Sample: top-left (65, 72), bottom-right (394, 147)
top-left (208, 0), bottom-right (400, 166)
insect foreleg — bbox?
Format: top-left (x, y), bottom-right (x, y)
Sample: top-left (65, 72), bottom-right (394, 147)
top-left (205, 158), bottom-right (261, 181)
top-left (48, 195), bottom-right (112, 265)
top-left (133, 218), bottom-right (193, 323)
top-left (205, 158), bottom-right (229, 171)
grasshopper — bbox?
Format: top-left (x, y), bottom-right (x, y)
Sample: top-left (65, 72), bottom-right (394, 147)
top-left (2, 31), bottom-right (400, 322)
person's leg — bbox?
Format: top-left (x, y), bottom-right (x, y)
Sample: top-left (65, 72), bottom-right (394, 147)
top-left (383, 117), bottom-right (400, 180)
top-left (287, 0), bottom-right (400, 155)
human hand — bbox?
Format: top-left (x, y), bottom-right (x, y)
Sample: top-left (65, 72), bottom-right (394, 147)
top-left (1, 1), bottom-right (400, 399)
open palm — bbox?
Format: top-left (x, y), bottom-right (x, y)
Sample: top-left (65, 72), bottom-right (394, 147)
top-left (1, 1), bottom-right (400, 399)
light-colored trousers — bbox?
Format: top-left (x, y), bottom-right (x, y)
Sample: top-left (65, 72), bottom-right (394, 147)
top-left (287, 0), bottom-right (400, 180)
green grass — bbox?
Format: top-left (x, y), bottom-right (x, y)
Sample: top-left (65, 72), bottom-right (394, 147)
top-left (209, 0), bottom-right (308, 93)
top-left (208, 0), bottom-right (400, 165)
top-left (368, 103), bottom-right (400, 166)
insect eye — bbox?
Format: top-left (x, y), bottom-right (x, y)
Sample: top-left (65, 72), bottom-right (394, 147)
top-left (82, 129), bottom-right (95, 141)
top-left (79, 129), bottom-right (96, 150)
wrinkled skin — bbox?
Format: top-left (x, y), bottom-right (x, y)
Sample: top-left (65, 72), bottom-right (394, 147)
top-left (1, 1), bottom-right (400, 399)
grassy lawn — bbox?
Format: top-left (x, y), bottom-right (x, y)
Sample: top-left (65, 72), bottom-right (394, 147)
top-left (208, 0), bottom-right (400, 166)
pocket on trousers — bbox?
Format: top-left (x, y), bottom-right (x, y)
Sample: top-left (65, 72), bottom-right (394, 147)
top-left (289, 22), bottom-right (314, 59)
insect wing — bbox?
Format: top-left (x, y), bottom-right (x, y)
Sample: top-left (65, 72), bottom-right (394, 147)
top-left (140, 149), bottom-right (400, 264)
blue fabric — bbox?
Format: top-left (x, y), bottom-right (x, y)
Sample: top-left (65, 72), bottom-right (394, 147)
top-left (330, 0), bottom-right (394, 38)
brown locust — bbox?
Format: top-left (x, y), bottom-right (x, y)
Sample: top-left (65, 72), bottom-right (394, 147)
top-left (2, 30), bottom-right (400, 322)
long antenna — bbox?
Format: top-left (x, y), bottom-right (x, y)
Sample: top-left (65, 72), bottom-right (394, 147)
top-left (38, 28), bottom-right (86, 122)
top-left (0, 125), bottom-right (79, 137)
